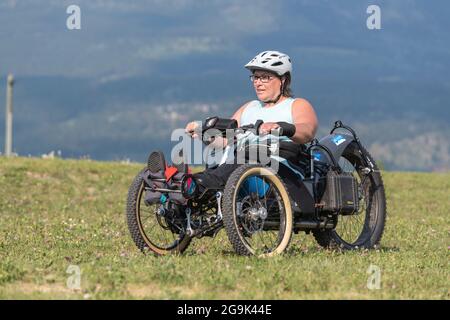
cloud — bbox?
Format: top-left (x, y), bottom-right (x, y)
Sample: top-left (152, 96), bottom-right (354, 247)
top-left (96, 72), bottom-right (134, 84)
top-left (220, 1), bottom-right (281, 35)
top-left (136, 36), bottom-right (224, 60)
top-left (293, 46), bottom-right (359, 57)
top-left (0, 0), bottom-right (17, 9)
top-left (377, 75), bottom-right (403, 83)
top-left (80, 0), bottom-right (195, 13)
top-left (0, 0), bottom-right (195, 12)
top-left (381, 1), bottom-right (426, 26)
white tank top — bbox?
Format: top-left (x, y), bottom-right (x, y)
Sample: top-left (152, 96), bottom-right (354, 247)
top-left (238, 97), bottom-right (304, 178)
top-left (240, 97), bottom-right (295, 126)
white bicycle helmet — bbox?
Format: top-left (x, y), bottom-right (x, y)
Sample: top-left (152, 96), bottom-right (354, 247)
top-left (244, 50), bottom-right (292, 76)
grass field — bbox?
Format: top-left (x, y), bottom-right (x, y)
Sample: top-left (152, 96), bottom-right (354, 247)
top-left (0, 156), bottom-right (448, 299)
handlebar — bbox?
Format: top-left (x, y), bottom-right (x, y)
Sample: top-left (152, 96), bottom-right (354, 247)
top-left (198, 117), bottom-right (283, 137)
top-left (186, 117), bottom-right (286, 148)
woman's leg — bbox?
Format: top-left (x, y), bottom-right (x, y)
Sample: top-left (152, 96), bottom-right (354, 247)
top-left (193, 164), bottom-right (240, 189)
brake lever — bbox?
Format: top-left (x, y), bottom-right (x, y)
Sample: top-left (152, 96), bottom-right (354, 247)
top-left (271, 127), bottom-right (283, 137)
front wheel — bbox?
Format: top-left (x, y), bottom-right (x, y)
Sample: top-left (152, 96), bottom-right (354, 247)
top-left (126, 168), bottom-right (191, 255)
top-left (222, 165), bottom-right (293, 256)
top-left (313, 142), bottom-right (387, 249)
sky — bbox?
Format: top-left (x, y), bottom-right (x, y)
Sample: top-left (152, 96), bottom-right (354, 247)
top-left (0, 0), bottom-right (449, 170)
top-left (1, 0), bottom-right (448, 81)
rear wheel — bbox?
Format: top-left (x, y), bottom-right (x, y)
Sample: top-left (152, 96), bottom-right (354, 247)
top-left (313, 142), bottom-right (386, 249)
top-left (222, 165), bottom-right (293, 256)
top-left (126, 169), bottom-right (191, 255)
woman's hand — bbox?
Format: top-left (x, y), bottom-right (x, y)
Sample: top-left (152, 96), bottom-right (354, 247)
top-left (185, 121), bottom-right (201, 139)
top-left (258, 122), bottom-right (280, 135)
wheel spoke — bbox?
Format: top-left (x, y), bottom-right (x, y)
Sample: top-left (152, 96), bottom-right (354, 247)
top-left (138, 194), bottom-right (185, 250)
top-left (235, 173), bottom-right (287, 254)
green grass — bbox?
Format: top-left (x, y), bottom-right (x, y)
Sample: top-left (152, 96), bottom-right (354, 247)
top-left (0, 156), bottom-right (448, 299)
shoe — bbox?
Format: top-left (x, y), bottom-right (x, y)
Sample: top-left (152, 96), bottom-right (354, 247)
top-left (146, 151), bottom-right (189, 205)
top-left (168, 149), bottom-right (189, 185)
top-left (174, 163), bottom-right (188, 174)
top-left (147, 150), bottom-right (166, 174)
top-left (172, 149), bottom-right (189, 174)
top-left (166, 170), bottom-right (189, 205)
top-left (167, 152), bottom-right (190, 205)
top-left (144, 151), bottom-right (168, 205)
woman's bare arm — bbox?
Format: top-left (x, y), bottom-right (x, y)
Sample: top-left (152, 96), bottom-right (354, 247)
top-left (290, 98), bottom-right (318, 144)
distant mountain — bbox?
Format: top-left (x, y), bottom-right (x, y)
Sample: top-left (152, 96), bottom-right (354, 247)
top-left (0, 75), bottom-right (448, 171)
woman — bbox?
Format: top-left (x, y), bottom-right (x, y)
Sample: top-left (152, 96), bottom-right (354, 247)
top-left (180, 50), bottom-right (319, 190)
top-left (186, 50), bottom-right (318, 145)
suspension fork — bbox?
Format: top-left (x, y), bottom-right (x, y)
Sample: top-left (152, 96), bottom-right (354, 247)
top-left (185, 207), bottom-right (193, 236)
top-left (216, 191), bottom-right (223, 222)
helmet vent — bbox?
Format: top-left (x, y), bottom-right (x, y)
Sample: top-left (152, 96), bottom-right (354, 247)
top-left (271, 61), bottom-right (283, 66)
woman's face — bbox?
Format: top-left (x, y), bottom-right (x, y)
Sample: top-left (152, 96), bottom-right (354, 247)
top-left (252, 70), bottom-right (282, 102)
